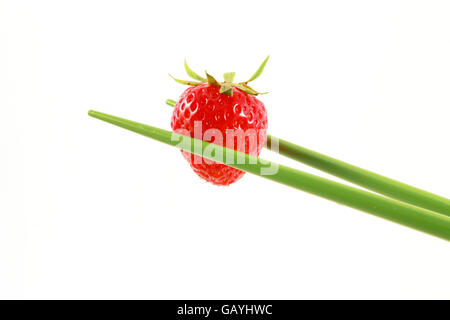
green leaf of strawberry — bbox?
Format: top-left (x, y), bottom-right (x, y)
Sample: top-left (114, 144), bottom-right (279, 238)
top-left (246, 55), bottom-right (269, 83)
top-left (168, 74), bottom-right (202, 86)
top-left (169, 57), bottom-right (269, 96)
top-left (205, 71), bottom-right (220, 86)
top-left (184, 59), bottom-right (206, 81)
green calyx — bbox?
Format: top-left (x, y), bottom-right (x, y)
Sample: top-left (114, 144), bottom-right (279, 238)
top-left (168, 56), bottom-right (270, 97)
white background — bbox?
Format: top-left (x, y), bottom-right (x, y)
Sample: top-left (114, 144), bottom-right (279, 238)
top-left (1, 0), bottom-right (450, 299)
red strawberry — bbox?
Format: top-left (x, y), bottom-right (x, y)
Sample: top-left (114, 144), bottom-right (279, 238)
top-left (169, 57), bottom-right (269, 185)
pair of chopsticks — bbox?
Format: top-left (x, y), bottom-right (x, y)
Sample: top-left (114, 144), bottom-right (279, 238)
top-left (88, 109), bottom-right (450, 241)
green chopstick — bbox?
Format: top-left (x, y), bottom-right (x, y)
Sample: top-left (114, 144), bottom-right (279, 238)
top-left (88, 110), bottom-right (450, 241)
top-left (165, 98), bottom-right (450, 217)
top-left (266, 135), bottom-right (450, 217)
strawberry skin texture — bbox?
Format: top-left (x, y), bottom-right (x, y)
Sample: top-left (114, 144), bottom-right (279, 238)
top-left (171, 84), bottom-right (268, 185)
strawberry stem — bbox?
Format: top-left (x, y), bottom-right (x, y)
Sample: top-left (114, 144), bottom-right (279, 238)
top-left (223, 72), bottom-right (236, 83)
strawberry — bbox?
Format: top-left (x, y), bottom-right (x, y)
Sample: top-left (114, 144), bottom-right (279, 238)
top-left (169, 57), bottom-right (269, 185)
